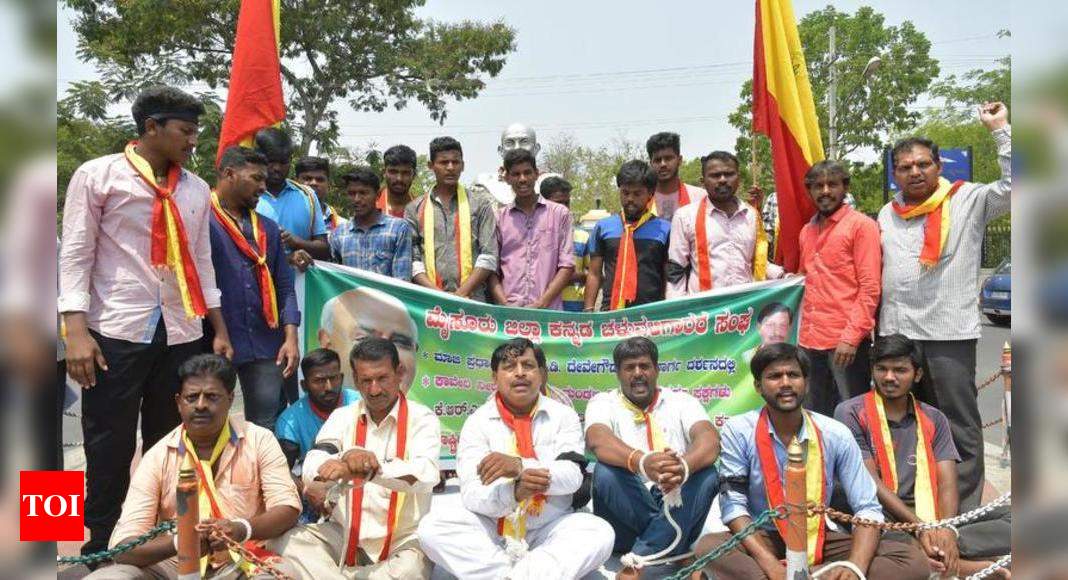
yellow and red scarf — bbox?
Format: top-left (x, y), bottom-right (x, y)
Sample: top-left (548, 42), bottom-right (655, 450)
top-left (694, 196), bottom-right (769, 291)
top-left (608, 211), bottom-right (654, 310)
top-left (863, 391), bottom-right (940, 522)
top-left (376, 189), bottom-right (407, 218)
top-left (344, 395), bottom-right (409, 566)
top-left (891, 178), bottom-right (964, 267)
top-left (125, 142), bottom-right (207, 318)
top-left (495, 393), bottom-right (546, 539)
top-left (618, 389), bottom-right (666, 452)
top-left (209, 193), bottom-right (279, 328)
top-left (755, 408), bottom-right (826, 566)
top-left (420, 186), bottom-right (473, 290)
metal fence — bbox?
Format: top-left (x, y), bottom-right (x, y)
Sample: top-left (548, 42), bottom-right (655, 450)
top-left (983, 223), bottom-right (1011, 269)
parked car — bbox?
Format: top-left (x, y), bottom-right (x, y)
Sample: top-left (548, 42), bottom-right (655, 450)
top-left (980, 260), bottom-right (1011, 326)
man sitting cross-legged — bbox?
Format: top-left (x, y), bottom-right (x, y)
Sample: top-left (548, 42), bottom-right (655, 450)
top-left (418, 338), bottom-right (614, 580)
top-left (86, 354), bottom-right (301, 579)
top-left (270, 337), bottom-right (441, 579)
top-left (585, 337), bottom-right (721, 579)
top-left (834, 334), bottom-right (1011, 578)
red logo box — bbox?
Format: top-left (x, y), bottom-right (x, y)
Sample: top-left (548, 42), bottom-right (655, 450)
top-left (20, 471), bottom-right (85, 542)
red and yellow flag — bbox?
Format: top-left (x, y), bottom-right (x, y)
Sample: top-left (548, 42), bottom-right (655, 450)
top-left (753, 0), bottom-right (825, 272)
top-left (216, 0), bottom-right (285, 164)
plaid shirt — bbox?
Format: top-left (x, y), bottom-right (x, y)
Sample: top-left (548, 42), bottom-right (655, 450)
top-left (328, 212), bottom-right (413, 280)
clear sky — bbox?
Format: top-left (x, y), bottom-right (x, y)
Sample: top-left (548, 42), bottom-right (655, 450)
top-left (57, 1), bottom-right (1010, 176)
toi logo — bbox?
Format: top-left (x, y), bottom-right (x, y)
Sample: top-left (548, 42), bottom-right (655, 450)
top-left (20, 471), bottom-right (85, 542)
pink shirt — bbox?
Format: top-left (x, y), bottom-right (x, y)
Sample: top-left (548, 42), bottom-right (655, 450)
top-left (495, 198), bottom-right (574, 309)
top-left (798, 205), bottom-right (882, 349)
top-left (653, 182), bottom-right (705, 222)
top-left (666, 199), bottom-right (784, 298)
top-left (59, 154), bottom-right (221, 345)
top-left (109, 419), bottom-right (301, 548)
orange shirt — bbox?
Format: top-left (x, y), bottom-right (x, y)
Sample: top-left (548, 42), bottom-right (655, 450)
top-left (798, 205), bottom-right (882, 350)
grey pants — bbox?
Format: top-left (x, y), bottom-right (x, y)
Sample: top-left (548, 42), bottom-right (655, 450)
top-left (801, 341), bottom-right (872, 416)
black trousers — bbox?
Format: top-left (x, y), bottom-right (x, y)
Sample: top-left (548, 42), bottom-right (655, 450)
top-left (80, 323), bottom-right (202, 555)
top-left (801, 341), bottom-right (873, 416)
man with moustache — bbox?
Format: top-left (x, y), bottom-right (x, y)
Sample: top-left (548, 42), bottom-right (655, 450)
top-left (878, 102), bottom-right (1011, 511)
top-left (646, 132), bottom-right (705, 221)
top-left (835, 335), bottom-right (1011, 579)
top-left (378, 145), bottom-right (418, 218)
top-left (585, 337), bottom-right (721, 580)
top-left (488, 148), bottom-right (575, 309)
top-left (418, 338), bottom-right (614, 580)
top-left (275, 348), bottom-right (361, 523)
top-left (328, 167), bottom-right (413, 281)
top-left (693, 343), bottom-right (930, 580)
top-left (406, 136), bottom-right (498, 302)
top-left (208, 146), bottom-right (300, 431)
top-left (271, 338), bottom-right (441, 579)
top-left (797, 161), bottom-right (881, 415)
top-left (666, 151), bottom-right (785, 299)
top-left (86, 354), bottom-right (300, 579)
top-left (472, 123), bottom-right (543, 206)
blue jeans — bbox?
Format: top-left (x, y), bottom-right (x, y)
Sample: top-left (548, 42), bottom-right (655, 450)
top-left (237, 359), bottom-right (298, 432)
top-left (592, 462), bottom-right (719, 557)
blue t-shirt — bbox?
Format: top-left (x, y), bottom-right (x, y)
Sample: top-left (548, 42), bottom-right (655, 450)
top-left (589, 214), bottom-right (671, 307)
top-left (275, 389), bottom-right (361, 459)
top-left (256, 179), bottom-right (328, 246)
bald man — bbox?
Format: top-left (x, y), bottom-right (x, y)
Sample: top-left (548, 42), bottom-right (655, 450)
top-left (472, 123), bottom-right (542, 207)
top-left (318, 287), bottom-right (418, 393)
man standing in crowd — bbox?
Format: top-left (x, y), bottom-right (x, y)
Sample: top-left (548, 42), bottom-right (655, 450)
top-left (407, 136), bottom-right (498, 302)
top-left (275, 348), bottom-right (360, 523)
top-left (694, 343), bottom-right (930, 579)
top-left (209, 146), bottom-right (300, 431)
top-left (253, 127), bottom-right (329, 270)
top-left (59, 86), bottom-right (233, 559)
top-left (798, 160), bottom-right (881, 415)
top-left (489, 149), bottom-right (574, 309)
top-left (472, 123), bottom-right (542, 206)
top-left (379, 144), bottom-right (418, 218)
top-left (666, 151), bottom-right (784, 299)
top-left (835, 335), bottom-right (1011, 579)
top-left (540, 176), bottom-right (590, 313)
top-left (585, 338), bottom-right (721, 579)
top-left (419, 339), bottom-right (614, 579)
top-left (85, 354), bottom-right (300, 579)
top-left (272, 338), bottom-right (441, 579)
top-left (878, 102), bottom-right (1011, 510)
top-left (646, 132), bottom-right (705, 221)
top-left (295, 156), bottom-right (346, 232)
top-left (585, 160), bottom-right (672, 311)
top-left (328, 167), bottom-right (413, 281)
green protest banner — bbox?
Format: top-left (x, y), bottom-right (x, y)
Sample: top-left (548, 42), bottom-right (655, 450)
top-left (299, 261), bottom-right (804, 461)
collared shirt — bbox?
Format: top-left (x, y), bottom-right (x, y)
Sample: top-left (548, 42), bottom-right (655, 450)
top-left (302, 397), bottom-right (441, 563)
top-left (109, 418), bottom-right (301, 548)
top-left (878, 127), bottom-right (1012, 340)
top-left (588, 214), bottom-right (672, 307)
top-left (328, 212), bottom-right (413, 280)
top-left (584, 387), bottom-right (710, 453)
top-left (208, 210), bottom-right (300, 366)
top-left (561, 227), bottom-right (590, 312)
top-left (275, 389), bottom-right (362, 461)
top-left (653, 182), bottom-right (705, 222)
top-left (797, 205), bottom-right (882, 349)
top-left (405, 189), bottom-right (499, 303)
top-left (495, 198), bottom-right (575, 310)
top-left (762, 191), bottom-right (856, 255)
top-left (256, 179), bottom-right (328, 247)
top-left (323, 204), bottom-right (348, 232)
top-left (59, 154), bottom-right (222, 345)
top-left (718, 409), bottom-right (884, 531)
top-left (666, 200), bottom-right (784, 298)
top-left (834, 395), bottom-right (959, 506)
top-left (457, 394), bottom-right (585, 530)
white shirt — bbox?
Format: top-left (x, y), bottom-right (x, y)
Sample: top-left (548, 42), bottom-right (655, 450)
top-left (584, 387), bottom-right (711, 453)
top-left (457, 394), bottom-right (585, 530)
top-left (303, 397), bottom-right (441, 564)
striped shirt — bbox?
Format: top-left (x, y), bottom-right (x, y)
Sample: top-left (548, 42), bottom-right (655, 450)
top-left (877, 127), bottom-right (1011, 341)
top-left (328, 211), bottom-right (413, 281)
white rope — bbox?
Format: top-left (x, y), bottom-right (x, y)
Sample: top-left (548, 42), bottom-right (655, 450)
top-left (620, 457), bottom-right (691, 570)
top-left (811, 560), bottom-right (867, 579)
top-left (966, 554), bottom-right (1010, 580)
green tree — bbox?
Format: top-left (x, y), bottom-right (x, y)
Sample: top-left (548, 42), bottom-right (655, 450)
top-left (542, 134), bottom-right (645, 217)
top-left (929, 30), bottom-right (1010, 122)
top-left (63, 0), bottom-right (517, 155)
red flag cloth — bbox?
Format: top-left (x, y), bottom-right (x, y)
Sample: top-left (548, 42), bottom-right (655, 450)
top-left (216, 0), bottom-right (285, 164)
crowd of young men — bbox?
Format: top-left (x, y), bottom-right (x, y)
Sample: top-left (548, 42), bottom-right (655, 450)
top-left (60, 84), bottom-right (1012, 579)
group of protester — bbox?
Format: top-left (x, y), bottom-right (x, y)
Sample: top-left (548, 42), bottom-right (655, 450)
top-left (58, 84), bottom-right (1012, 579)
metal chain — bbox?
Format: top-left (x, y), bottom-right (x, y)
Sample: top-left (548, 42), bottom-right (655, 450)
top-left (206, 527), bottom-right (292, 580)
top-left (977, 369), bottom-right (1002, 392)
top-left (63, 409), bottom-right (81, 418)
top-left (966, 554), bottom-right (1010, 580)
top-left (666, 507), bottom-right (786, 580)
top-left (62, 441), bottom-right (84, 448)
top-left (983, 417), bottom-right (1004, 429)
top-left (57, 520), bottom-right (176, 566)
top-left (810, 493), bottom-right (1011, 534)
